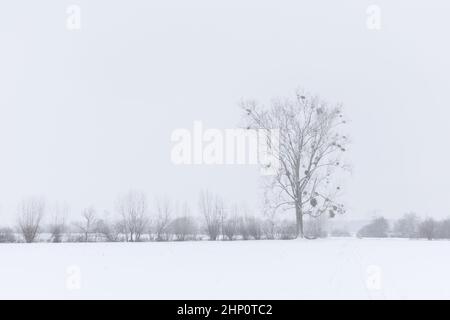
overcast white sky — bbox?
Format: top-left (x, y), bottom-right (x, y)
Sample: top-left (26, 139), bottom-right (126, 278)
top-left (1, 0), bottom-right (450, 224)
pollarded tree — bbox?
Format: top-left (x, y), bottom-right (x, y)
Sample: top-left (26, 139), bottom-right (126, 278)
top-left (242, 89), bottom-right (349, 238)
top-left (49, 202), bottom-right (69, 243)
top-left (223, 204), bottom-right (240, 241)
top-left (199, 191), bottom-right (224, 241)
top-left (117, 191), bottom-right (149, 242)
top-left (17, 197), bottom-right (45, 243)
top-left (153, 197), bottom-right (172, 241)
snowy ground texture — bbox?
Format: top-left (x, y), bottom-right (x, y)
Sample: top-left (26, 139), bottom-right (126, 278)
top-left (1, 238), bottom-right (449, 300)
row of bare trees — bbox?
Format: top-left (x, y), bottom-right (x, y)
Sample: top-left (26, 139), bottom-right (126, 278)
top-left (0, 191), bottom-right (312, 243)
top-left (1, 89), bottom-right (349, 242)
top-left (357, 213), bottom-right (450, 240)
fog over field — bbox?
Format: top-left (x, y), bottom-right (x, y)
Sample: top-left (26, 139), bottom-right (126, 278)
top-left (1, 1), bottom-right (450, 224)
top-left (1, 1), bottom-right (450, 301)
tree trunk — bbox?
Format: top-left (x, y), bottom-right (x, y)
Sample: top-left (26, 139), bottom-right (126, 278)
top-left (295, 206), bottom-right (304, 238)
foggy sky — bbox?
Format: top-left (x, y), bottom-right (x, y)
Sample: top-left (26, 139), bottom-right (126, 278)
top-left (1, 0), bottom-right (450, 224)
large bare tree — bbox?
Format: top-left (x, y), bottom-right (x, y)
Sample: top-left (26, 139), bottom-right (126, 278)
top-left (242, 90), bottom-right (348, 238)
top-left (17, 197), bottom-right (45, 243)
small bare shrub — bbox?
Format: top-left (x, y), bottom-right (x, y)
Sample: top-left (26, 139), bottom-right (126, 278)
top-left (223, 216), bottom-right (239, 241)
top-left (246, 216), bottom-right (262, 240)
top-left (96, 219), bottom-right (121, 242)
top-left (237, 216), bottom-right (250, 240)
top-left (74, 207), bottom-right (98, 242)
top-left (304, 217), bottom-right (328, 239)
top-left (419, 218), bottom-right (436, 240)
top-left (262, 218), bottom-right (276, 240)
top-left (0, 228), bottom-right (16, 243)
top-left (435, 218), bottom-right (450, 239)
top-left (277, 220), bottom-right (297, 240)
top-left (393, 213), bottom-right (419, 238)
top-left (357, 217), bottom-right (389, 238)
top-left (169, 216), bottom-right (197, 241)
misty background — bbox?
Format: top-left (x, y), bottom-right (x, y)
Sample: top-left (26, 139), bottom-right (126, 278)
top-left (0, 0), bottom-right (449, 224)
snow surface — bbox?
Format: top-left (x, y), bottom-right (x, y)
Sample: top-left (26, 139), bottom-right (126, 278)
top-left (0, 238), bottom-right (449, 299)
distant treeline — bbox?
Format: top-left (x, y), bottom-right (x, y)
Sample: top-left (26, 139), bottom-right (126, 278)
top-left (357, 213), bottom-right (450, 240)
top-left (0, 190), bottom-right (330, 243)
top-left (1, 191), bottom-right (445, 243)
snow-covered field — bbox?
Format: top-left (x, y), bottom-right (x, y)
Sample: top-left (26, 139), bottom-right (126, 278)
top-left (1, 238), bottom-right (449, 299)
